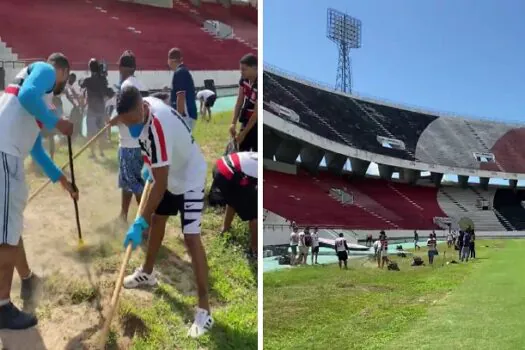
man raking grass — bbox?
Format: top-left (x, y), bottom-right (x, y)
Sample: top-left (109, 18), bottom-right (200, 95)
top-left (0, 53), bottom-right (78, 330)
top-left (110, 86), bottom-right (213, 337)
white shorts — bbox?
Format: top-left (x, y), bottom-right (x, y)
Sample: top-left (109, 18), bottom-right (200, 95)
top-left (0, 152), bottom-right (28, 246)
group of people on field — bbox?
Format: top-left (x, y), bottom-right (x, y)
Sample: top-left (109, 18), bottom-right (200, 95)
top-left (0, 49), bottom-right (258, 339)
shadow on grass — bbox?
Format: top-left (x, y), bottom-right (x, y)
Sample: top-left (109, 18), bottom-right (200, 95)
top-left (207, 320), bottom-right (257, 350)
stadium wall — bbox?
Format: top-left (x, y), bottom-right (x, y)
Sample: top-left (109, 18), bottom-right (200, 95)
top-left (264, 110), bottom-right (525, 181)
top-left (263, 225), bottom-right (525, 247)
top-left (2, 64), bottom-right (239, 91)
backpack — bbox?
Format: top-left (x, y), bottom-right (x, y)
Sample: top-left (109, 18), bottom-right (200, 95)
top-left (411, 256), bottom-right (424, 266)
top-left (278, 255), bottom-right (291, 265)
top-left (387, 261), bottom-right (400, 271)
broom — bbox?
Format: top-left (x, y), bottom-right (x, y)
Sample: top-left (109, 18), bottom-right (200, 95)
top-left (98, 181), bottom-right (152, 348)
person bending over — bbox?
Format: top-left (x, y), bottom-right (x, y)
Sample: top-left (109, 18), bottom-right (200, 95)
top-left (196, 89), bottom-right (216, 122)
top-left (113, 86), bottom-right (212, 338)
top-left (213, 151), bottom-right (258, 260)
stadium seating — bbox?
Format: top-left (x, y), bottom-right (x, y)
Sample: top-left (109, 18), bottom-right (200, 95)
top-left (0, 0), bottom-right (254, 70)
top-left (493, 189), bottom-right (525, 230)
top-left (178, 0), bottom-right (257, 47)
top-left (264, 170), bottom-right (446, 230)
top-left (264, 69), bottom-right (525, 173)
top-left (264, 168), bottom-right (525, 232)
top-left (264, 71), bottom-right (438, 161)
top-left (436, 187), bottom-right (508, 231)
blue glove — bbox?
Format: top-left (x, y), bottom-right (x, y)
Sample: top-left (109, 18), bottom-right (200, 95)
top-left (142, 167), bottom-right (153, 183)
top-left (124, 216), bottom-right (149, 249)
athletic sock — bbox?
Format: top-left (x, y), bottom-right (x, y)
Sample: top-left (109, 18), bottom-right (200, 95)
top-left (0, 299), bottom-right (10, 307)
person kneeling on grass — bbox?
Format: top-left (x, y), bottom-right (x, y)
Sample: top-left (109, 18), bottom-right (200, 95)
top-left (334, 233), bottom-right (349, 269)
top-left (0, 54), bottom-right (77, 330)
top-left (113, 86), bottom-right (213, 338)
top-left (214, 151), bottom-right (258, 260)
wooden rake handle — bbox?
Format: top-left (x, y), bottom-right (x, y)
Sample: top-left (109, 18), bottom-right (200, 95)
top-left (98, 181), bottom-right (152, 348)
top-left (28, 124), bottom-right (110, 203)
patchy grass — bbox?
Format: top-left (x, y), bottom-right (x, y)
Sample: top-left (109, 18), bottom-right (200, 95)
top-left (16, 111), bottom-right (257, 349)
top-left (263, 240), bottom-right (525, 350)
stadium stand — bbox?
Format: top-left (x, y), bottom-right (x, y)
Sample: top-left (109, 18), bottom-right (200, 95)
top-left (264, 69), bottom-right (525, 173)
top-left (0, 0), bottom-right (255, 70)
top-left (176, 0), bottom-right (257, 47)
top-left (264, 71), bottom-right (438, 160)
top-left (436, 187), bottom-right (508, 231)
top-left (493, 189), bottom-right (525, 230)
top-left (264, 167), bottom-right (525, 233)
top-left (264, 170), bottom-right (449, 230)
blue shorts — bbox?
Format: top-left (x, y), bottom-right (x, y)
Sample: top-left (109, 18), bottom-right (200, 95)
top-left (118, 147), bottom-right (144, 193)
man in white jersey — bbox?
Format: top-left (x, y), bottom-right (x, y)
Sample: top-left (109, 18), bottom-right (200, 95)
top-left (311, 227), bottom-right (320, 265)
top-left (334, 233), bottom-right (349, 269)
top-left (213, 151), bottom-right (257, 260)
top-left (108, 51), bottom-right (147, 222)
top-left (112, 86), bottom-right (212, 338)
top-left (196, 89), bottom-right (216, 122)
top-left (0, 53), bottom-right (77, 330)
top-left (297, 227), bottom-right (309, 265)
top-left (289, 226), bottom-right (299, 265)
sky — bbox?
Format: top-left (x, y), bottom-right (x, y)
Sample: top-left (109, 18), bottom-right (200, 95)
top-left (263, 0), bottom-right (525, 184)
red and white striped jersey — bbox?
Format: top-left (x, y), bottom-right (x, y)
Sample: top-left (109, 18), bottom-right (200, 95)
top-left (138, 96), bottom-right (206, 194)
top-left (216, 152), bottom-right (258, 181)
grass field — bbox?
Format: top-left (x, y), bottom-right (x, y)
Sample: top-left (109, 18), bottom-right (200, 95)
top-left (0, 111), bottom-right (257, 350)
top-left (263, 240), bottom-right (525, 350)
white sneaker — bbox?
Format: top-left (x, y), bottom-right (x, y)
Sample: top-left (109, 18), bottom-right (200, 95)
top-left (123, 267), bottom-right (157, 289)
top-left (187, 307), bottom-right (214, 338)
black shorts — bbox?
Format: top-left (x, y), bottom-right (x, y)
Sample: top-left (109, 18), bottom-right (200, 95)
top-left (337, 251), bottom-right (348, 261)
top-left (155, 188), bottom-right (204, 234)
top-left (312, 246), bottom-right (319, 254)
top-left (213, 172), bottom-right (257, 221)
top-left (205, 95), bottom-right (216, 108)
top-left (239, 123), bottom-right (257, 152)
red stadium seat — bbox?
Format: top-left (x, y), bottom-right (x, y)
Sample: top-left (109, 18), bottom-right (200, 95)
top-left (264, 170), bottom-right (446, 230)
top-left (0, 0), bottom-right (256, 70)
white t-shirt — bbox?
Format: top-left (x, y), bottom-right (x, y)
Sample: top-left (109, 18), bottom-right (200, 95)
top-left (196, 89), bottom-right (215, 101)
top-left (298, 231), bottom-right (306, 247)
top-left (335, 237), bottom-right (347, 252)
top-left (290, 231), bottom-right (298, 246)
top-left (118, 76), bottom-right (146, 148)
top-left (311, 232), bottom-right (319, 247)
top-left (139, 96), bottom-right (207, 194)
top-left (236, 152), bottom-right (258, 178)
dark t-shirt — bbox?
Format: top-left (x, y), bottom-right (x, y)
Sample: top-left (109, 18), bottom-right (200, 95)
top-left (463, 233), bottom-right (471, 246)
top-left (170, 64), bottom-right (197, 119)
top-left (80, 74), bottom-right (109, 115)
top-left (239, 77), bottom-right (257, 126)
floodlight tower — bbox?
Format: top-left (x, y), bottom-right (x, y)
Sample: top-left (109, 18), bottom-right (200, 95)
top-left (326, 8), bottom-right (362, 93)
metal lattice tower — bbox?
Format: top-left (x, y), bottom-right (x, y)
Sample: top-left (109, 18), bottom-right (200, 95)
top-left (326, 8), bottom-right (362, 93)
